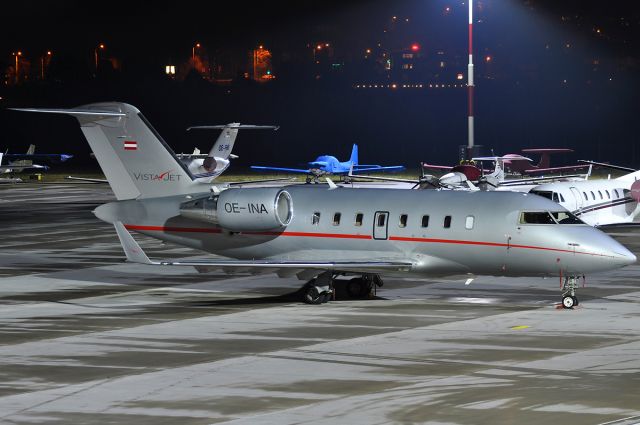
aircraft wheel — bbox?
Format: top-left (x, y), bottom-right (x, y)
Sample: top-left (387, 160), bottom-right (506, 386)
top-left (562, 295), bottom-right (575, 309)
top-left (302, 283), bottom-right (322, 305)
top-left (320, 293), bottom-right (332, 304)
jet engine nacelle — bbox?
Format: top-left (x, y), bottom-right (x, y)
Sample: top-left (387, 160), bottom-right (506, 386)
top-left (180, 188), bottom-right (293, 232)
top-left (439, 171), bottom-right (468, 186)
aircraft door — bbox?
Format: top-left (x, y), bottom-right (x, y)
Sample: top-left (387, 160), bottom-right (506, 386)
top-left (373, 211), bottom-right (389, 240)
top-left (569, 187), bottom-right (583, 212)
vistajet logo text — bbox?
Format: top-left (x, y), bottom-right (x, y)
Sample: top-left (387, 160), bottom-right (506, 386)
top-left (133, 170), bottom-right (182, 182)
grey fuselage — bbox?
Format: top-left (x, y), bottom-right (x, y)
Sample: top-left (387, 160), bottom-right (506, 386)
top-left (94, 185), bottom-right (635, 278)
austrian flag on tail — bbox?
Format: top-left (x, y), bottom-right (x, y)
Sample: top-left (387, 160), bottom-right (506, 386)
top-left (124, 140), bottom-right (138, 151)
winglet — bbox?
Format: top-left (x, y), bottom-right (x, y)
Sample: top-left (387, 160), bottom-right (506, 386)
top-left (325, 177), bottom-right (338, 190)
top-left (113, 221), bottom-right (154, 265)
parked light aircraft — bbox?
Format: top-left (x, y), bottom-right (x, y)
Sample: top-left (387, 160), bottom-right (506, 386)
top-left (181, 123), bottom-right (279, 182)
top-left (423, 148), bottom-right (588, 180)
top-left (13, 103), bottom-right (636, 309)
top-left (1, 144), bottom-right (72, 174)
top-left (251, 144), bottom-right (405, 183)
top-left (529, 170), bottom-right (640, 226)
top-left (351, 156), bottom-right (587, 191)
top-left (503, 148), bottom-right (588, 176)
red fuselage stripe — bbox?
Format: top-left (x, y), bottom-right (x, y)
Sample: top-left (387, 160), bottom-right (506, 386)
top-left (124, 225), bottom-right (610, 258)
top-left (248, 231), bottom-right (372, 239)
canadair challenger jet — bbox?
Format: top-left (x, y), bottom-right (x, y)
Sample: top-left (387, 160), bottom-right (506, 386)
top-left (12, 103), bottom-right (636, 309)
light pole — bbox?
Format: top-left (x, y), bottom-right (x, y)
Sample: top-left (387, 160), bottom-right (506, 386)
top-left (13, 51), bottom-right (22, 84)
top-left (41, 50), bottom-right (52, 80)
top-left (94, 43), bottom-right (105, 73)
top-left (192, 42), bottom-right (200, 61)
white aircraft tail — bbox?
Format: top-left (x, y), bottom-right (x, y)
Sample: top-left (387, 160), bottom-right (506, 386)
top-left (616, 169), bottom-right (640, 182)
top-left (187, 123), bottom-right (278, 178)
top-left (12, 103), bottom-right (201, 200)
top-left (209, 123), bottom-right (241, 161)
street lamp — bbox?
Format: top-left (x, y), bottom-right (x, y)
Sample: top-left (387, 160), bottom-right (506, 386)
top-left (192, 42), bottom-right (201, 61)
top-left (95, 43), bottom-right (105, 73)
top-left (13, 51), bottom-right (22, 84)
top-left (41, 50), bottom-right (52, 80)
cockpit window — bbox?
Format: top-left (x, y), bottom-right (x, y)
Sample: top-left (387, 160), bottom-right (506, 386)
top-left (519, 212), bottom-right (556, 224)
top-left (550, 211), bottom-right (584, 225)
top-left (532, 191), bottom-right (553, 201)
top-left (520, 211), bottom-right (584, 225)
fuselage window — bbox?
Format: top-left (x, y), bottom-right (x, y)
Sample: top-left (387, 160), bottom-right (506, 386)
top-left (598, 190), bottom-right (603, 200)
top-left (354, 213), bottom-right (363, 227)
top-left (333, 212), bottom-right (341, 226)
top-left (421, 215), bottom-right (430, 228)
top-left (444, 215), bottom-right (452, 228)
top-left (590, 191), bottom-right (595, 200)
top-left (377, 213), bottom-right (386, 227)
top-left (399, 214), bottom-right (408, 228)
top-left (583, 192), bottom-right (588, 201)
top-left (605, 190), bottom-right (610, 199)
top-left (614, 189), bottom-right (619, 198)
top-left (465, 216), bottom-right (475, 230)
top-left (312, 212), bottom-right (321, 225)
top-left (519, 211), bottom-right (556, 225)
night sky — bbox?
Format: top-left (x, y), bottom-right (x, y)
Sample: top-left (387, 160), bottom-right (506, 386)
top-left (1, 1), bottom-right (640, 171)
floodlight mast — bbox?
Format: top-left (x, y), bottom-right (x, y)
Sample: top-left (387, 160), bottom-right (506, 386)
top-left (467, 0), bottom-right (475, 159)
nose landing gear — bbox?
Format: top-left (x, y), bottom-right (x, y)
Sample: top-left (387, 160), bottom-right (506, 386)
top-left (561, 276), bottom-right (581, 309)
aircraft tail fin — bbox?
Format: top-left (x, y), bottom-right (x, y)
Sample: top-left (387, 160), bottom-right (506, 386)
top-left (26, 144), bottom-right (35, 155)
top-left (12, 103), bottom-right (200, 200)
top-left (187, 124), bottom-right (279, 160)
top-left (206, 123), bottom-right (241, 160)
top-left (349, 144), bottom-right (359, 166)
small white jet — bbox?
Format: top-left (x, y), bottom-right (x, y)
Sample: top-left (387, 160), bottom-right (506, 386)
top-left (183, 123), bottom-right (279, 182)
top-left (529, 169), bottom-right (640, 226)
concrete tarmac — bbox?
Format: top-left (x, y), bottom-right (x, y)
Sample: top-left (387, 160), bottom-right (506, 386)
top-left (1, 183), bottom-right (639, 425)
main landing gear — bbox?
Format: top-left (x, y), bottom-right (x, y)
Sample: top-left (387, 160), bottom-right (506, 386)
top-left (561, 275), bottom-right (581, 309)
top-left (302, 271), bottom-right (334, 305)
top-left (301, 272), bottom-right (384, 304)
top-left (346, 275), bottom-right (383, 299)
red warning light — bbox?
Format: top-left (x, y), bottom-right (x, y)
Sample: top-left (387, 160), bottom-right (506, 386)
top-left (411, 43), bottom-right (420, 52)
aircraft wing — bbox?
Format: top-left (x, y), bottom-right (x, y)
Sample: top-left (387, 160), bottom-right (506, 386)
top-left (250, 166), bottom-right (312, 174)
top-left (114, 222), bottom-right (413, 273)
top-left (0, 164), bottom-right (48, 172)
top-left (65, 176), bottom-right (108, 183)
top-left (4, 154), bottom-right (73, 163)
top-left (422, 164), bottom-right (453, 171)
top-left (498, 173), bottom-right (588, 186)
top-left (577, 160), bottom-right (636, 173)
top-left (524, 165), bottom-right (589, 175)
top-left (345, 166), bottom-right (405, 174)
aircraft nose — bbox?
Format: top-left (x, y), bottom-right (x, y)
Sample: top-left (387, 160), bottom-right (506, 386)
top-left (601, 236), bottom-right (636, 266)
top-left (615, 245), bottom-right (637, 266)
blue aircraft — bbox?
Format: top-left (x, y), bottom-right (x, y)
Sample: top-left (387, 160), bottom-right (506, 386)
top-left (251, 144), bottom-right (404, 183)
